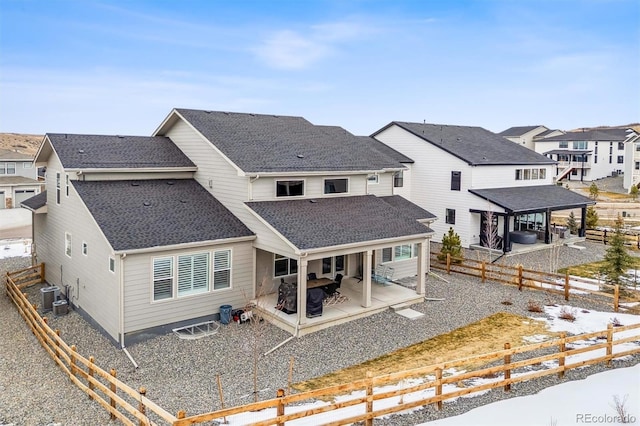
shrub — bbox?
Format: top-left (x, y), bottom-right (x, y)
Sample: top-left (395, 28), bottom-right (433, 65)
top-left (566, 211), bottom-right (578, 234)
top-left (558, 307), bottom-right (577, 322)
top-left (589, 182), bottom-right (599, 200)
top-left (438, 227), bottom-right (463, 263)
top-left (527, 300), bottom-right (543, 313)
top-left (586, 206), bottom-right (599, 229)
top-left (610, 317), bottom-right (623, 327)
top-left (501, 300), bottom-right (513, 306)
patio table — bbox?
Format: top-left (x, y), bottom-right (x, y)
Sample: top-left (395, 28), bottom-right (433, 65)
top-left (307, 278), bottom-right (333, 288)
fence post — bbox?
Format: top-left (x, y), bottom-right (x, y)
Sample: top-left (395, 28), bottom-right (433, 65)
top-left (606, 323), bottom-right (613, 367)
top-left (54, 329), bottom-right (60, 359)
top-left (41, 263), bottom-right (45, 282)
top-left (564, 272), bottom-right (570, 301)
top-left (365, 371), bottom-right (373, 426)
top-left (558, 332), bottom-right (566, 378)
top-left (276, 389), bottom-right (285, 426)
top-left (110, 368), bottom-right (117, 420)
top-left (88, 356), bottom-right (95, 400)
top-left (446, 253), bottom-right (451, 274)
top-left (177, 410), bottom-right (186, 419)
top-left (138, 387), bottom-right (147, 426)
top-left (70, 345), bottom-right (77, 378)
top-left (481, 261), bottom-right (486, 283)
top-left (603, 229), bottom-right (607, 245)
top-left (517, 266), bottom-right (523, 291)
top-left (435, 367), bottom-right (443, 410)
top-left (614, 285), bottom-right (619, 312)
top-left (503, 343), bottom-right (511, 392)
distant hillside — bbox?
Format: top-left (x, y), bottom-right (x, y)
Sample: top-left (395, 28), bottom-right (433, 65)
top-left (0, 133), bottom-right (43, 156)
top-left (569, 124), bottom-right (640, 133)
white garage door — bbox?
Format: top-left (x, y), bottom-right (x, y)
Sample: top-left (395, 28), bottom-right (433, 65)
top-left (14, 190), bottom-right (35, 207)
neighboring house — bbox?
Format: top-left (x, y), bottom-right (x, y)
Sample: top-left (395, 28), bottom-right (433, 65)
top-left (498, 125), bottom-right (563, 150)
top-left (371, 122), bottom-right (594, 252)
top-left (533, 128), bottom-right (639, 182)
top-left (23, 111), bottom-right (435, 344)
top-left (622, 132), bottom-right (640, 192)
top-left (0, 148), bottom-right (41, 209)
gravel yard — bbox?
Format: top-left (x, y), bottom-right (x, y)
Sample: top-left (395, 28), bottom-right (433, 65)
top-left (1, 241), bottom-right (638, 426)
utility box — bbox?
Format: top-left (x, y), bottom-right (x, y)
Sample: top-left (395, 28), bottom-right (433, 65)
top-left (53, 299), bottom-right (69, 316)
top-left (40, 286), bottom-right (60, 312)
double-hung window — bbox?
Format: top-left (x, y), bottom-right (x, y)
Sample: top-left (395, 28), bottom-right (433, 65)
top-left (515, 169), bottom-right (523, 180)
top-left (559, 141), bottom-right (568, 148)
top-left (393, 171), bottom-right (404, 188)
top-left (153, 257), bottom-right (174, 301)
top-left (65, 174), bottom-right (70, 197)
top-left (178, 253), bottom-right (210, 296)
top-left (56, 172), bottom-right (61, 204)
top-left (539, 168), bottom-right (546, 179)
top-left (213, 250), bottom-right (231, 290)
top-left (382, 244), bottom-right (418, 263)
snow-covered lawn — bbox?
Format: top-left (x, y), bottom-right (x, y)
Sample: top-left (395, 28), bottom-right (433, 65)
top-left (212, 304), bottom-right (640, 425)
top-left (0, 239), bottom-right (31, 259)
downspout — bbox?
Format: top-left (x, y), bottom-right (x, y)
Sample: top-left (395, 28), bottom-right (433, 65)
top-left (249, 175), bottom-right (260, 200)
top-left (118, 252), bottom-right (139, 369)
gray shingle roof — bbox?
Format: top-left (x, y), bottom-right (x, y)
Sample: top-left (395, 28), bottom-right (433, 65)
top-left (469, 185), bottom-right (594, 213)
top-left (358, 136), bottom-right (414, 163)
top-left (541, 129), bottom-right (633, 142)
top-left (46, 134), bottom-right (196, 169)
top-left (379, 195), bottom-right (436, 221)
top-left (73, 179), bottom-right (253, 251)
top-left (498, 126), bottom-right (545, 137)
top-left (246, 195), bottom-right (433, 251)
top-left (0, 148), bottom-right (33, 160)
top-left (0, 176), bottom-right (40, 185)
top-left (21, 191), bottom-right (47, 210)
top-left (172, 109), bottom-right (403, 173)
top-left (374, 122), bottom-right (555, 166)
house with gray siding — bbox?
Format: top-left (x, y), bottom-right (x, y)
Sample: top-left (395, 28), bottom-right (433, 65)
top-left (23, 110), bottom-right (435, 342)
top-left (372, 122), bottom-right (594, 253)
top-left (0, 148), bottom-right (41, 209)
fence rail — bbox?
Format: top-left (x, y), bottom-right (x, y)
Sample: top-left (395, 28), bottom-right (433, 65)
top-left (5, 265), bottom-right (177, 426)
top-left (6, 263), bottom-right (640, 425)
top-left (585, 229), bottom-right (640, 248)
top-left (430, 253), bottom-right (640, 315)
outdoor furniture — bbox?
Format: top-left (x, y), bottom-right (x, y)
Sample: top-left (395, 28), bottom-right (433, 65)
top-left (307, 277), bottom-right (332, 289)
top-left (323, 273), bottom-right (343, 296)
top-left (509, 230), bottom-right (537, 244)
top-left (372, 265), bottom-right (393, 286)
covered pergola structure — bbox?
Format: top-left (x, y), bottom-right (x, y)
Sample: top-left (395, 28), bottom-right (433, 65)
top-left (469, 185), bottom-right (595, 253)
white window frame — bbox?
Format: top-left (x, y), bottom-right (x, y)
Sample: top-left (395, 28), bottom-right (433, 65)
top-left (393, 170), bottom-right (404, 188)
top-left (23, 162), bottom-right (33, 169)
top-left (109, 257), bottom-right (116, 273)
top-left (367, 174), bottom-right (379, 184)
top-left (82, 241), bottom-right (88, 256)
top-left (65, 174), bottom-right (70, 197)
top-left (321, 255), bottom-right (345, 275)
top-left (515, 169), bottom-right (523, 180)
top-left (56, 172), bottom-right (61, 205)
top-left (152, 257), bottom-right (174, 302)
top-left (213, 249), bottom-right (231, 290)
top-left (178, 252), bottom-right (210, 296)
top-left (65, 232), bottom-right (72, 258)
top-left (539, 168), bottom-right (547, 179)
top-left (382, 244), bottom-right (418, 263)
top-left (323, 177), bottom-right (349, 195)
top-left (275, 180), bottom-right (305, 197)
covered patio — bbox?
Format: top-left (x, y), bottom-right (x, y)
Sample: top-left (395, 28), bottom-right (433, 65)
top-left (469, 185), bottom-right (595, 253)
top-left (245, 195), bottom-right (435, 336)
top-left (255, 276), bottom-right (422, 336)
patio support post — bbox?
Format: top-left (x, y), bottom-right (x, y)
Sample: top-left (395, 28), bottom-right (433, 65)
top-left (416, 240), bottom-right (426, 295)
top-left (579, 206), bottom-right (587, 237)
top-left (363, 250), bottom-right (372, 308)
top-left (297, 258), bottom-right (308, 325)
top-left (544, 209), bottom-right (551, 244)
top-left (503, 214), bottom-right (511, 253)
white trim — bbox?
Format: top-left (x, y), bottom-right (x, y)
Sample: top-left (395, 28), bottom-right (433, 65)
top-left (275, 178), bottom-right (306, 198)
top-left (323, 177), bottom-right (350, 195)
top-left (113, 235), bottom-right (255, 255)
top-left (109, 256), bottom-right (116, 273)
top-left (64, 232), bottom-right (72, 258)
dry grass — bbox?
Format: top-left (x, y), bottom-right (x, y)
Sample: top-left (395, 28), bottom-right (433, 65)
top-left (558, 307), bottom-right (577, 322)
top-left (527, 300), bottom-right (544, 313)
top-left (292, 312), bottom-right (558, 392)
top-left (0, 133), bottom-right (43, 155)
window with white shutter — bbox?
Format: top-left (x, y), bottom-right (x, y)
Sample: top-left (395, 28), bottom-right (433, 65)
top-left (153, 257), bottom-right (173, 301)
top-left (213, 250), bottom-right (231, 290)
top-left (178, 253), bottom-right (210, 296)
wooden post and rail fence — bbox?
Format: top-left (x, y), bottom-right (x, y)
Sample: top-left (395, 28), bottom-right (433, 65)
top-left (6, 264), bottom-right (640, 425)
top-left (585, 228), bottom-right (640, 248)
top-left (434, 252), bottom-right (640, 315)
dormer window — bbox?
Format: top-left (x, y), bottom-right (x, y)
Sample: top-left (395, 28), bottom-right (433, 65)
top-left (276, 180), bottom-right (304, 197)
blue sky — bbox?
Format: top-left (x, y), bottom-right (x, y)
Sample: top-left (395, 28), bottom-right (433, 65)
top-left (0, 0), bottom-right (638, 136)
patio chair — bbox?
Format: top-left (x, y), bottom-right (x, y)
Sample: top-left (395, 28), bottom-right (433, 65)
top-left (323, 273), bottom-right (343, 296)
top-left (372, 265), bottom-right (387, 285)
top-left (383, 267), bottom-right (395, 286)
